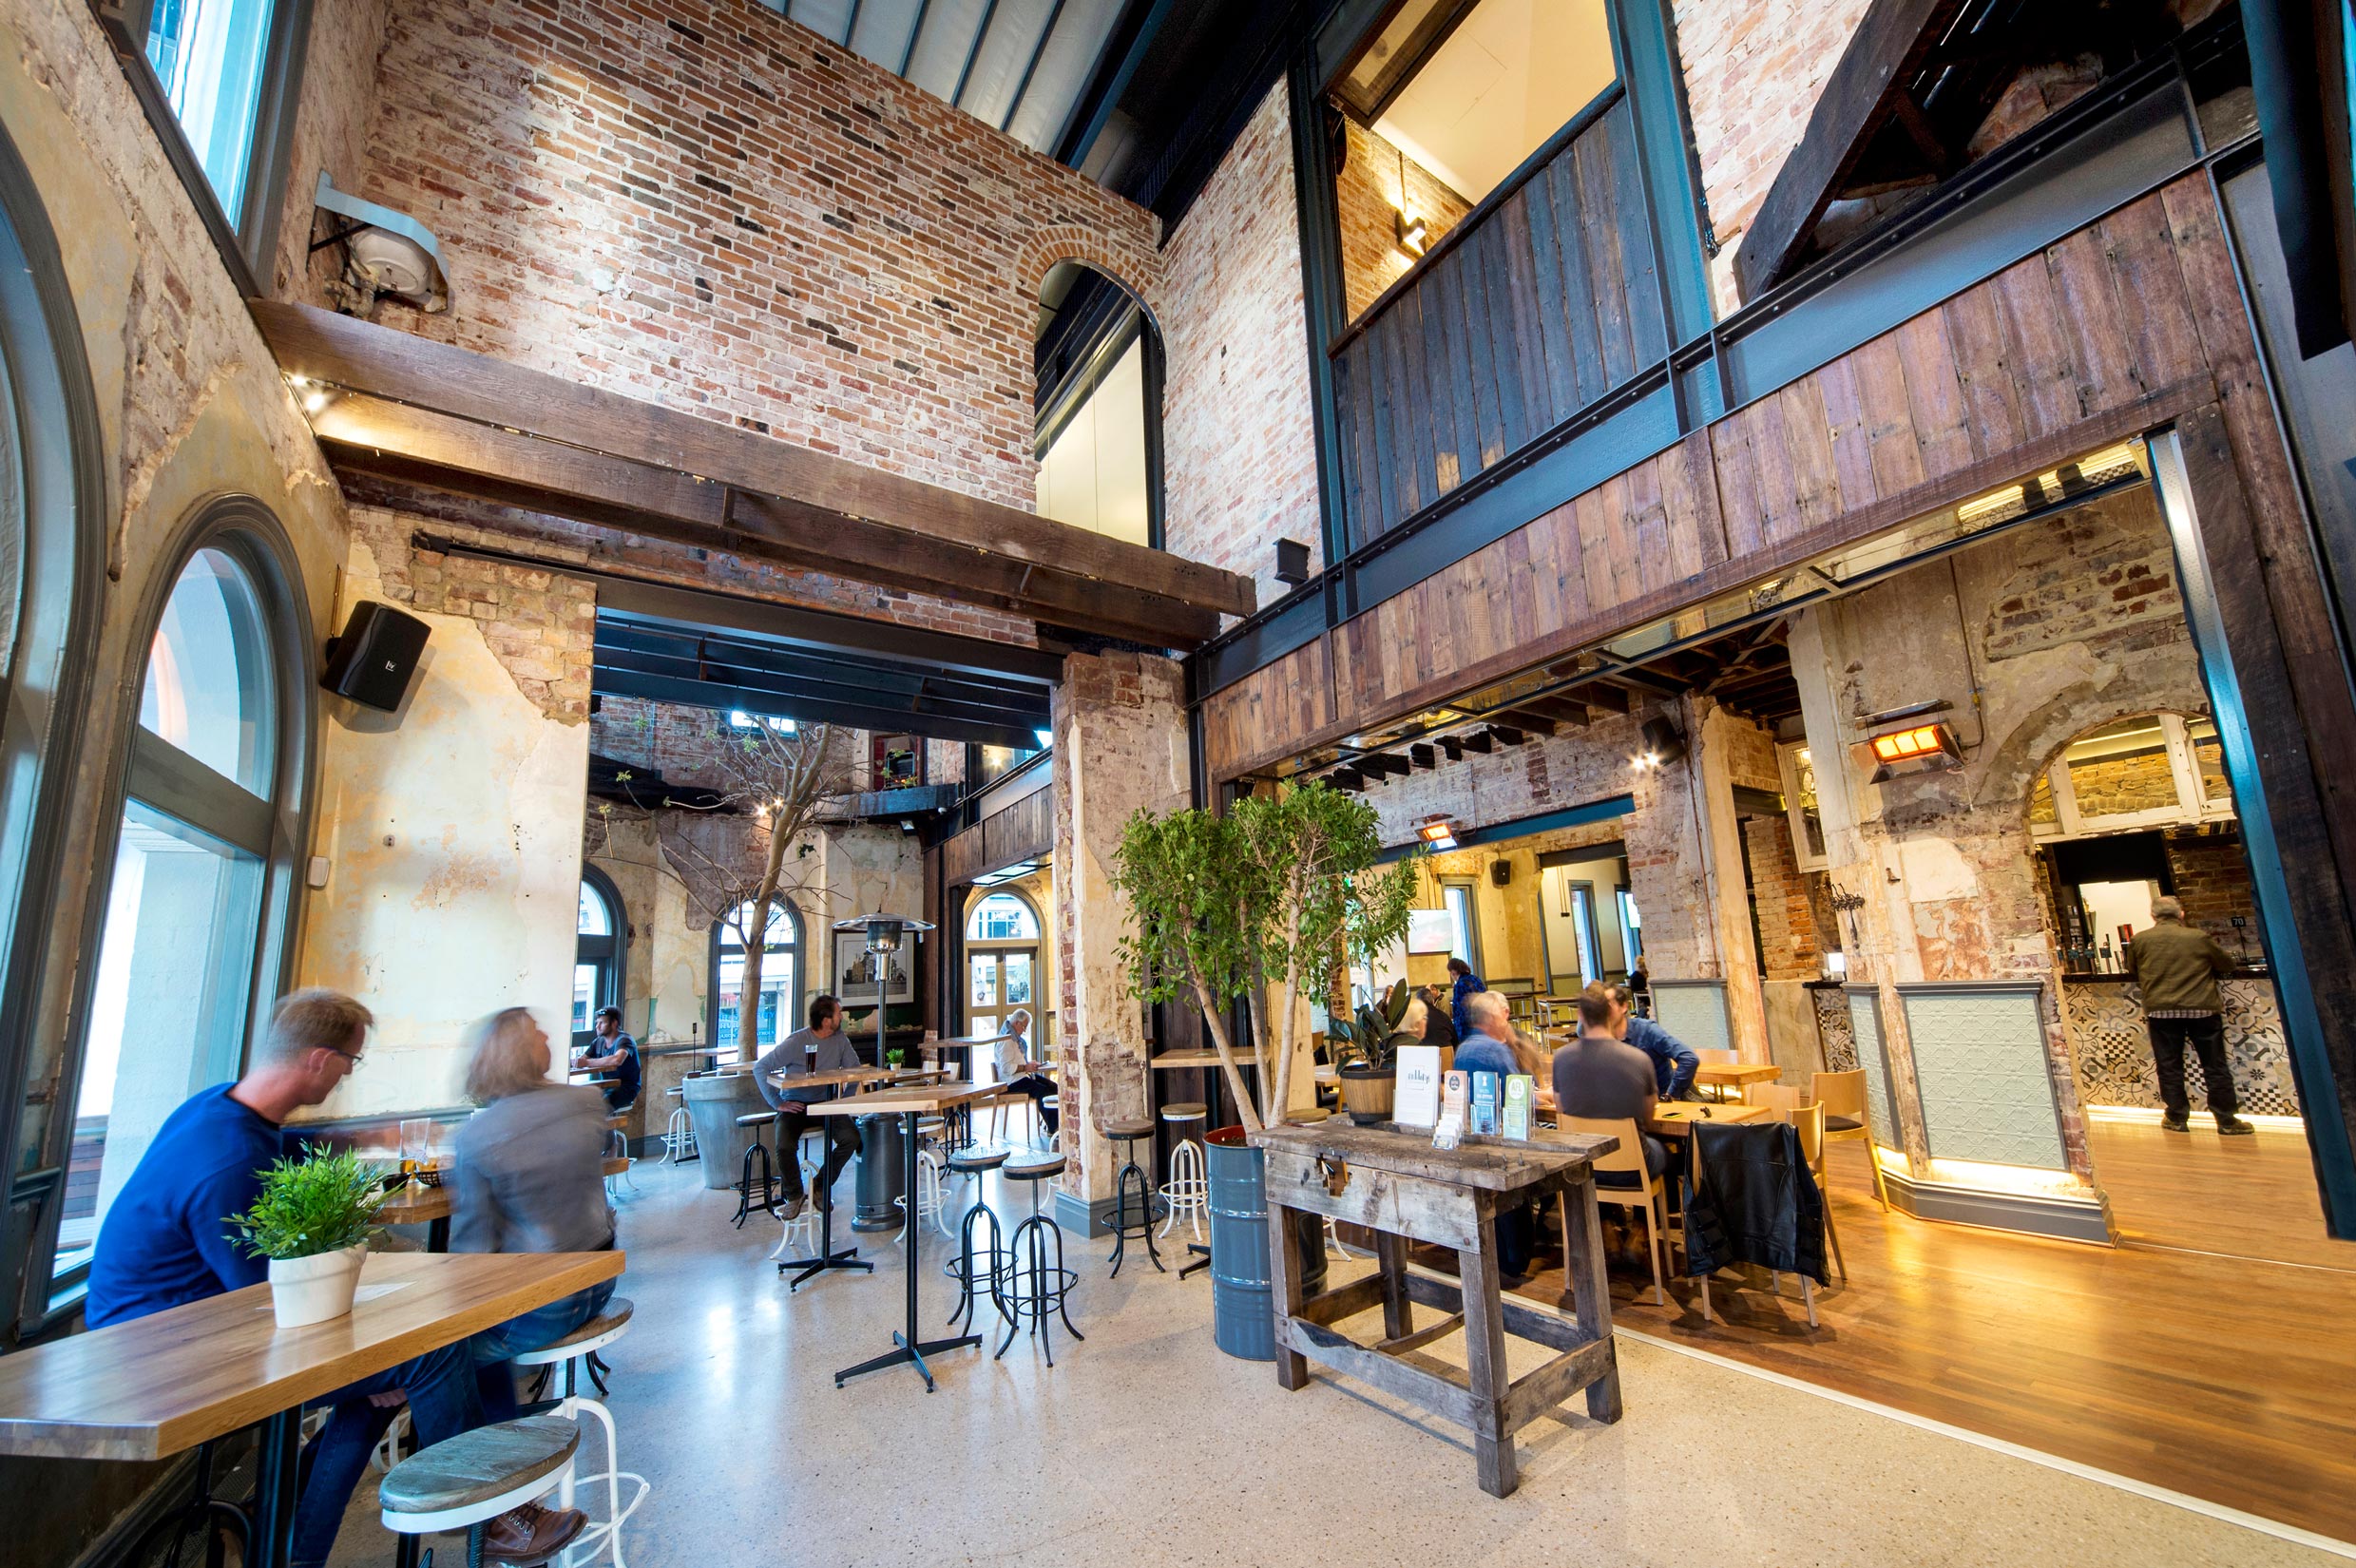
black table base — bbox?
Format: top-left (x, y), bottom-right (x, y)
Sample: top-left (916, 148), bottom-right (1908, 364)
top-left (778, 1191), bottom-right (872, 1291)
top-left (834, 1107), bottom-right (981, 1393)
top-left (1181, 1240), bottom-right (1212, 1280)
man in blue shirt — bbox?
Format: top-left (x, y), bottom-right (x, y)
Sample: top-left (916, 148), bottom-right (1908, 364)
top-left (1457, 991), bottom-right (1536, 1276)
top-left (1610, 982), bottom-right (1697, 1100)
top-left (572, 1004), bottom-right (642, 1113)
top-left (86, 989), bottom-right (583, 1568)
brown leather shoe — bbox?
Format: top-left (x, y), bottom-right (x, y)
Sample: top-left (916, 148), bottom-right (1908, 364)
top-left (479, 1501), bottom-right (587, 1564)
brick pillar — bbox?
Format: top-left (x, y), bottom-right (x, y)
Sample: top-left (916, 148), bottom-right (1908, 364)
top-left (1050, 651), bottom-right (1188, 1230)
top-left (1693, 700), bottom-right (1773, 1061)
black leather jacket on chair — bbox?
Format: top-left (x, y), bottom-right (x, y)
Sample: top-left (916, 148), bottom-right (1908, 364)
top-left (1680, 1120), bottom-right (1829, 1285)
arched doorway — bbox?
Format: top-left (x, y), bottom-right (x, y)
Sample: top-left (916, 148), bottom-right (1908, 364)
top-left (1033, 259), bottom-right (1162, 549)
top-left (965, 888), bottom-right (1042, 1051)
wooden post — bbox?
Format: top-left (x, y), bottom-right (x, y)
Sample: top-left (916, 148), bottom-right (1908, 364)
top-left (1457, 1206), bottom-right (1517, 1498)
top-left (1375, 1229), bottom-right (1412, 1340)
top-left (1267, 1195), bottom-right (1310, 1390)
top-left (1558, 1172), bottom-right (1623, 1422)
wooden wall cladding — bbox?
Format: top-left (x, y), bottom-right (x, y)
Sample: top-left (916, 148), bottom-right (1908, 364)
top-left (1208, 178), bottom-right (2244, 782)
top-left (1331, 96), bottom-right (1665, 545)
top-left (941, 777), bottom-right (1055, 887)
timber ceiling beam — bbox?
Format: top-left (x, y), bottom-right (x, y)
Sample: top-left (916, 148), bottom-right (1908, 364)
top-left (251, 301), bottom-right (1255, 646)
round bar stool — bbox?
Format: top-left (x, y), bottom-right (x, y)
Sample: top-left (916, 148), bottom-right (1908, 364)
top-left (662, 1086), bottom-right (697, 1162)
top-left (998, 1151), bottom-right (1082, 1366)
top-left (380, 1417), bottom-right (579, 1568)
top-left (1157, 1102), bottom-right (1209, 1244)
top-left (733, 1111), bottom-right (779, 1228)
top-left (942, 1147), bottom-right (1013, 1335)
top-left (509, 1299), bottom-right (645, 1568)
top-left (1036, 1094), bottom-right (1060, 1149)
top-left (766, 1127), bottom-right (823, 1264)
top-left (1099, 1119), bottom-right (1164, 1277)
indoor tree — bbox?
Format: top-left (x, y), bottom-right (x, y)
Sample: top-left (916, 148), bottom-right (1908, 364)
top-left (1113, 780), bottom-right (1417, 1133)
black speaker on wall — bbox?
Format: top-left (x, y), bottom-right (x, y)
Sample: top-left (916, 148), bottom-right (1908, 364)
top-left (1489, 859), bottom-right (1511, 888)
top-left (322, 601), bottom-right (430, 713)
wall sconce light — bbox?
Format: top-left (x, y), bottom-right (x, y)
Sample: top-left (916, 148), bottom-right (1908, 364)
top-left (1396, 209), bottom-right (1429, 258)
top-left (1868, 720), bottom-right (1963, 781)
top-left (1416, 813), bottom-right (1458, 850)
top-left (1630, 715), bottom-right (1686, 772)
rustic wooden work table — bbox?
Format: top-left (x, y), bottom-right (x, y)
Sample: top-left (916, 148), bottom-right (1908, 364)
top-left (1248, 1119), bottom-right (1623, 1498)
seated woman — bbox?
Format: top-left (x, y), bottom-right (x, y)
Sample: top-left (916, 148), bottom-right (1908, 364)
top-left (995, 1008), bottom-right (1058, 1137)
top-left (453, 1006), bottom-right (620, 1421)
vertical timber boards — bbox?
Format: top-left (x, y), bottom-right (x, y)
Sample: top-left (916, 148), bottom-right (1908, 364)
top-left (940, 781), bottom-right (1055, 888)
top-left (1208, 176), bottom-right (2246, 784)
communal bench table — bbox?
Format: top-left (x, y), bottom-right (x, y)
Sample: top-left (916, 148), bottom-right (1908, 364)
top-left (1248, 1119), bottom-right (1623, 1498)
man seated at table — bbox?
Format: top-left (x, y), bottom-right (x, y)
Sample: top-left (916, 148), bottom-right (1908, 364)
top-left (571, 1004), bottom-right (642, 1114)
top-left (85, 989), bottom-right (584, 1568)
top-left (1457, 992), bottom-right (1538, 1278)
top-left (756, 993), bottom-right (865, 1220)
top-left (995, 1008), bottom-right (1059, 1138)
top-left (1607, 982), bottom-right (1698, 1100)
top-left (1552, 983), bottom-right (1668, 1189)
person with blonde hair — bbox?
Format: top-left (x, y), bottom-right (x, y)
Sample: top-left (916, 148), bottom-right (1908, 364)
top-left (452, 1007), bottom-right (618, 1426)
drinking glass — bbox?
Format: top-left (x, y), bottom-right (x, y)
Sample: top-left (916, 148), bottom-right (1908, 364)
top-left (398, 1119), bottom-right (433, 1188)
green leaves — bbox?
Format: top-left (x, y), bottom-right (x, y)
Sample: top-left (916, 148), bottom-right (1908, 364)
top-left (227, 1144), bottom-right (385, 1261)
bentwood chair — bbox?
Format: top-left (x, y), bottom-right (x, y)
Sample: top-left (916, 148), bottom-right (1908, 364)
top-left (1811, 1069), bottom-right (1887, 1211)
top-left (1561, 1116), bottom-right (1668, 1307)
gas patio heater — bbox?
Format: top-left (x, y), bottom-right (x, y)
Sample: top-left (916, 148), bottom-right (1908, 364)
top-left (833, 912), bottom-right (932, 1069)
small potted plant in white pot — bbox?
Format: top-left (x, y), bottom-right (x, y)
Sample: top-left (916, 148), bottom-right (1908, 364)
top-left (229, 1144), bottom-right (384, 1329)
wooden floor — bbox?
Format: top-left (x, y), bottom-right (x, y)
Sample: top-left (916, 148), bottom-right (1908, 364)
top-left (1500, 1125), bottom-right (2356, 1545)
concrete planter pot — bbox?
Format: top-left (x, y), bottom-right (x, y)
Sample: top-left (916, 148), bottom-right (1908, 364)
top-left (1337, 1064), bottom-right (1397, 1125)
top-left (267, 1245), bottom-right (365, 1329)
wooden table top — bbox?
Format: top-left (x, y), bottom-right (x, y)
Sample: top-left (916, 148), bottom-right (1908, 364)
top-left (376, 1184), bottom-right (451, 1226)
top-left (800, 1080), bottom-right (997, 1118)
top-left (1249, 1119), bottom-right (1610, 1192)
top-left (1695, 1061), bottom-right (1781, 1083)
top-left (0, 1251), bottom-right (623, 1462)
top-left (1151, 1050), bottom-right (1249, 1069)
top-left (764, 1064), bottom-right (895, 1092)
top-left (1650, 1100), bottom-right (1771, 1128)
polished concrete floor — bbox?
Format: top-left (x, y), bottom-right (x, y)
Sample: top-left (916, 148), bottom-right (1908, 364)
top-left (320, 1154), bottom-right (2350, 1567)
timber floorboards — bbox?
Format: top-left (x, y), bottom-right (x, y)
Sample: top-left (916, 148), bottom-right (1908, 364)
top-left (1502, 1134), bottom-right (2356, 1546)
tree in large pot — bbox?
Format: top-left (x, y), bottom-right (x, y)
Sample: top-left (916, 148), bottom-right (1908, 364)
top-left (1328, 979), bottom-right (1413, 1125)
top-left (1112, 780), bottom-right (1416, 1358)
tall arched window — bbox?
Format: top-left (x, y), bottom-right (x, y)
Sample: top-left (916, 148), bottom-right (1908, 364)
top-left (56, 506), bottom-right (310, 1283)
top-left (966, 889), bottom-right (1042, 1042)
top-left (574, 868), bottom-right (624, 1041)
top-left (711, 897), bottom-right (801, 1055)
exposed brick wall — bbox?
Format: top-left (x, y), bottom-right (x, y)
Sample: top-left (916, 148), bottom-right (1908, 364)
top-left (349, 504), bottom-right (595, 721)
top-left (1159, 83), bottom-right (1324, 605)
top-left (2063, 747), bottom-right (2180, 816)
top-left (1334, 117), bottom-right (1471, 324)
top-left (1743, 813), bottom-right (1829, 979)
top-left (269, 0), bottom-right (391, 301)
top-left (2164, 827), bottom-right (2259, 945)
top-left (341, 0), bottom-right (1161, 517)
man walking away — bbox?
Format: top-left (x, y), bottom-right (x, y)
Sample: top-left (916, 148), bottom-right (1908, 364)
top-left (2123, 896), bottom-right (2251, 1136)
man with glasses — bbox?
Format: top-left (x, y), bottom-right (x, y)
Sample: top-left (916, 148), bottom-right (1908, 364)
top-left (86, 989), bottom-right (584, 1567)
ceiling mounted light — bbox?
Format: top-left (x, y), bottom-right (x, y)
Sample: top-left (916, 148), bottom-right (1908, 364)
top-left (1632, 715), bottom-right (1686, 772)
top-left (1416, 814), bottom-right (1458, 850)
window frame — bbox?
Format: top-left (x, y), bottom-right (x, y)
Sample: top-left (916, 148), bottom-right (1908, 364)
top-left (574, 864), bottom-right (626, 1042)
top-left (28, 495), bottom-right (316, 1319)
top-left (0, 122), bottom-right (109, 1344)
top-left (706, 894), bottom-right (804, 1057)
top-left (94, 0), bottom-right (315, 292)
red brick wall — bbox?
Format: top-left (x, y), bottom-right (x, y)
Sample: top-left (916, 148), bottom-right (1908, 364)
top-left (2164, 827), bottom-right (2259, 942)
top-left (341, 0), bottom-right (1161, 516)
top-left (1159, 84), bottom-right (1324, 604)
top-left (1333, 116), bottom-right (1471, 324)
top-left (1743, 813), bottom-right (1828, 979)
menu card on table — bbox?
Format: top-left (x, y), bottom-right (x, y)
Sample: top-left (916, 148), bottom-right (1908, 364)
top-left (1502, 1075), bottom-right (1535, 1140)
top-left (1395, 1044), bottom-right (1443, 1128)
top-left (1433, 1070), bottom-right (1469, 1150)
top-left (1469, 1073), bottom-right (1500, 1136)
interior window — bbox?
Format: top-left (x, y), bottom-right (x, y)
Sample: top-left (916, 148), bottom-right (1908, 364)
top-left (62, 545), bottom-right (283, 1283)
top-left (713, 897), bottom-right (798, 1054)
top-left (574, 876), bottom-right (621, 1037)
top-left (143, 0), bottom-right (282, 224)
top-left (1332, 0), bottom-right (1619, 320)
top-left (967, 891), bottom-right (1042, 943)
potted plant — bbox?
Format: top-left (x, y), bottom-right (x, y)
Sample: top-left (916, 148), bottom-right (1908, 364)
top-left (229, 1145), bottom-right (384, 1328)
top-left (1113, 781), bottom-right (1417, 1359)
top-left (1329, 979), bottom-right (1412, 1125)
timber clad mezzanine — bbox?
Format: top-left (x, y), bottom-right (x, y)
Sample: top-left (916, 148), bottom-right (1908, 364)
top-left (1205, 175), bottom-right (2269, 784)
top-left (1331, 92), bottom-right (1665, 545)
top-left (940, 773), bottom-right (1054, 888)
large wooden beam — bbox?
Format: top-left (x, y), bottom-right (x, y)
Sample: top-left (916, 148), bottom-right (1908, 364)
top-left (252, 300), bottom-right (1255, 634)
top-left (307, 392), bottom-right (1219, 647)
top-left (1733, 0), bottom-right (1966, 302)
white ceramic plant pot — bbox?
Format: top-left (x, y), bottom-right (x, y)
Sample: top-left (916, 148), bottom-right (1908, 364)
top-left (268, 1245), bottom-right (365, 1329)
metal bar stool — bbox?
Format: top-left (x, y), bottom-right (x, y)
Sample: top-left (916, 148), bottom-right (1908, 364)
top-left (942, 1147), bottom-right (1014, 1335)
top-left (1157, 1102), bottom-right (1209, 1246)
top-left (509, 1299), bottom-right (645, 1568)
top-left (998, 1150), bottom-right (1082, 1366)
top-left (732, 1111), bottom-right (779, 1228)
top-left (661, 1086), bottom-right (697, 1163)
top-left (1099, 1119), bottom-right (1164, 1277)
top-left (382, 1418), bottom-right (579, 1568)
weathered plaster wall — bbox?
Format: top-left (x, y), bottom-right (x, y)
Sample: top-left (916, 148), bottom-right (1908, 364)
top-left (1052, 651), bottom-right (1187, 1208)
top-left (1159, 83), bottom-right (1324, 604)
top-left (1787, 488), bottom-right (2208, 1181)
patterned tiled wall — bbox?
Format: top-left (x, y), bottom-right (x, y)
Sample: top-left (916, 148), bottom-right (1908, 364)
top-left (1652, 979), bottom-right (1733, 1055)
top-left (2060, 978), bottom-right (2300, 1116)
top-left (1812, 985), bottom-right (1857, 1072)
top-left (1902, 985), bottom-right (2068, 1171)
top-left (1847, 988), bottom-right (1899, 1149)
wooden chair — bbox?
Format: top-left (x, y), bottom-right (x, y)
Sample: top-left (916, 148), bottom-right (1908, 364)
top-left (1748, 1083), bottom-right (1845, 1283)
top-left (1561, 1116), bottom-right (1667, 1307)
top-left (1812, 1069), bottom-right (1888, 1211)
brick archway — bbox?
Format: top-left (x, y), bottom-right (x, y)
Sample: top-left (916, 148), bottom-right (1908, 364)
top-left (1014, 226), bottom-right (1160, 332)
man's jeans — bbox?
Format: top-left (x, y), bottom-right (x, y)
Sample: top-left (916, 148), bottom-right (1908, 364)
top-left (289, 1342), bottom-right (484, 1568)
top-left (472, 1278), bottom-right (620, 1422)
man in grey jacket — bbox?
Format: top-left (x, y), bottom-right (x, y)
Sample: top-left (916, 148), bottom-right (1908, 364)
top-left (756, 993), bottom-right (865, 1218)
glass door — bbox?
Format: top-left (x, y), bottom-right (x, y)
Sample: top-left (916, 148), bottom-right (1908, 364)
top-left (969, 951), bottom-right (1001, 1036)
